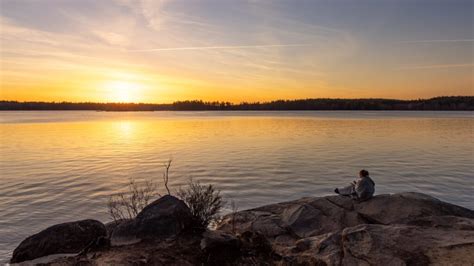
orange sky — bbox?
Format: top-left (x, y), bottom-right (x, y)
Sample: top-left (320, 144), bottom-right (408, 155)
top-left (1, 0), bottom-right (472, 103)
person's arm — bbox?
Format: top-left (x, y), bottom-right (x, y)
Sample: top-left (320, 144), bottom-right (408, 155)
top-left (336, 183), bottom-right (356, 196)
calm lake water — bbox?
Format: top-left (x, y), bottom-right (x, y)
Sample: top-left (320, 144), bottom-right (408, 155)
top-left (0, 111), bottom-right (473, 261)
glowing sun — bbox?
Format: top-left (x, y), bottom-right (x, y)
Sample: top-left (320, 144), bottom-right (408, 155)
top-left (105, 80), bottom-right (143, 102)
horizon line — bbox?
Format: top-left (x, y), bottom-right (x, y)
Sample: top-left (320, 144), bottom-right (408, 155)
top-left (1, 95), bottom-right (472, 105)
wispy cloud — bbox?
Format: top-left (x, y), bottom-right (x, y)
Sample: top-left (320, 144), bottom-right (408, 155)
top-left (129, 44), bottom-right (313, 52)
top-left (397, 63), bottom-right (474, 70)
top-left (400, 39), bottom-right (474, 43)
top-left (2, 0), bottom-right (473, 101)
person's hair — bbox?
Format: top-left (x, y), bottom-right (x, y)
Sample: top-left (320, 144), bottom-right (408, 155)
top-left (359, 169), bottom-right (369, 177)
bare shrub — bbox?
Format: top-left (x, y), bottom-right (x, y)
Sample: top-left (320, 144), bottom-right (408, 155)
top-left (177, 180), bottom-right (224, 228)
top-left (107, 160), bottom-right (225, 229)
top-left (107, 178), bottom-right (159, 222)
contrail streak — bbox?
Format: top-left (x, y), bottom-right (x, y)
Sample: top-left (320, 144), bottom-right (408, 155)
top-left (400, 39), bottom-right (474, 43)
top-left (129, 44), bottom-right (312, 52)
top-left (397, 63), bottom-right (474, 70)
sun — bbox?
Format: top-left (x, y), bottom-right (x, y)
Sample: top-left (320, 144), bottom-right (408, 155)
top-left (104, 80), bottom-right (142, 103)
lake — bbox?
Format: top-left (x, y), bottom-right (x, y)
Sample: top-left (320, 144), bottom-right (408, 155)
top-left (0, 111), bottom-right (473, 262)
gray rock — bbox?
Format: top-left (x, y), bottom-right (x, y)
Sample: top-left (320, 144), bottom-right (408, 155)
top-left (285, 223), bottom-right (474, 266)
top-left (405, 215), bottom-right (474, 230)
top-left (10, 219), bottom-right (106, 263)
top-left (217, 192), bottom-right (474, 264)
top-left (218, 193), bottom-right (473, 238)
top-left (110, 195), bottom-right (193, 245)
top-left (341, 224), bottom-right (474, 265)
top-left (354, 192), bottom-right (474, 224)
top-left (281, 203), bottom-right (323, 238)
top-left (37, 192), bottom-right (474, 265)
top-left (292, 232), bottom-right (342, 265)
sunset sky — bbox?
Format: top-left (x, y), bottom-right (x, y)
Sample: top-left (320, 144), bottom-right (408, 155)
top-left (1, 0), bottom-right (473, 103)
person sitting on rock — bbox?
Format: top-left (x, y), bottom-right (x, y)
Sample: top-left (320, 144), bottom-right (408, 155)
top-left (334, 169), bottom-right (375, 200)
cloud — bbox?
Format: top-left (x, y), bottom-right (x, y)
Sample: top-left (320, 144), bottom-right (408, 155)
top-left (397, 63), bottom-right (474, 70)
top-left (399, 39), bottom-right (474, 43)
top-left (129, 44), bottom-right (313, 52)
top-left (92, 31), bottom-right (130, 46)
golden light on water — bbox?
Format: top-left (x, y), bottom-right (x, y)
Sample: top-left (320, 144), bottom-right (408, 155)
top-left (115, 120), bottom-right (135, 138)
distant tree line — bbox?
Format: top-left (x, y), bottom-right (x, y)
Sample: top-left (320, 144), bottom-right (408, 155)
top-left (0, 96), bottom-right (472, 111)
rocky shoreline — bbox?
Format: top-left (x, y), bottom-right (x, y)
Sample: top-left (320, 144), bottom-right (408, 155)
top-left (10, 192), bottom-right (474, 265)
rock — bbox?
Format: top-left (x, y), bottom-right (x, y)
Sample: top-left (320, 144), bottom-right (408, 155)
top-left (105, 219), bottom-right (130, 238)
top-left (282, 203), bottom-right (323, 237)
top-left (217, 192), bottom-right (474, 264)
top-left (200, 230), bottom-right (240, 251)
top-left (135, 194), bottom-right (193, 237)
top-left (47, 233), bottom-right (204, 266)
top-left (200, 230), bottom-right (241, 264)
top-left (10, 219), bottom-right (106, 263)
top-left (105, 220), bottom-right (118, 236)
top-left (353, 192), bottom-right (474, 224)
top-left (218, 193), bottom-right (473, 238)
top-left (342, 224), bottom-right (474, 265)
top-left (78, 235), bottom-right (111, 256)
top-left (238, 231), bottom-right (281, 263)
top-left (405, 215), bottom-right (474, 230)
top-left (110, 219), bottom-right (142, 246)
top-left (291, 232), bottom-right (342, 265)
top-left (218, 195), bottom-right (364, 241)
top-left (30, 192), bottom-right (474, 265)
top-left (285, 224), bottom-right (474, 265)
top-left (110, 195), bottom-right (193, 245)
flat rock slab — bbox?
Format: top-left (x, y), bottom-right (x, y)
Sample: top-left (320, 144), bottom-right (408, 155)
top-left (217, 192), bottom-right (474, 264)
top-left (218, 192), bottom-right (474, 239)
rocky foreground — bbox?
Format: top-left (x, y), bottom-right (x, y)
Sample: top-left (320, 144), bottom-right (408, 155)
top-left (10, 192), bottom-right (474, 265)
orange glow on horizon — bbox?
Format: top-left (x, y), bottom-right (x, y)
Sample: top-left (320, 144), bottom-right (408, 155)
top-left (1, 0), bottom-right (472, 103)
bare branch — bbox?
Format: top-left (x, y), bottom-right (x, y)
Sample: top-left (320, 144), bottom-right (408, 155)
top-left (230, 199), bottom-right (239, 234)
top-left (163, 159), bottom-right (172, 195)
top-left (107, 178), bottom-right (160, 222)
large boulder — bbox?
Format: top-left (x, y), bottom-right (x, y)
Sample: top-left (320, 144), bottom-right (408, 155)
top-left (10, 219), bottom-right (106, 263)
top-left (217, 192), bottom-right (474, 264)
top-left (110, 195), bottom-right (193, 245)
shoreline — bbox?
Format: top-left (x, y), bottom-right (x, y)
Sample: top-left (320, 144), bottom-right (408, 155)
top-left (1, 109), bottom-right (474, 112)
top-left (2, 96), bottom-right (473, 111)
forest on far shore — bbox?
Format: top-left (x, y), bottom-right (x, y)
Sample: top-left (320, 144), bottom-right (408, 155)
top-left (1, 96), bottom-right (472, 111)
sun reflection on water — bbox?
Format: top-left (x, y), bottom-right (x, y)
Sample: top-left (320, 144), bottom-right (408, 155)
top-left (115, 120), bottom-right (135, 138)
